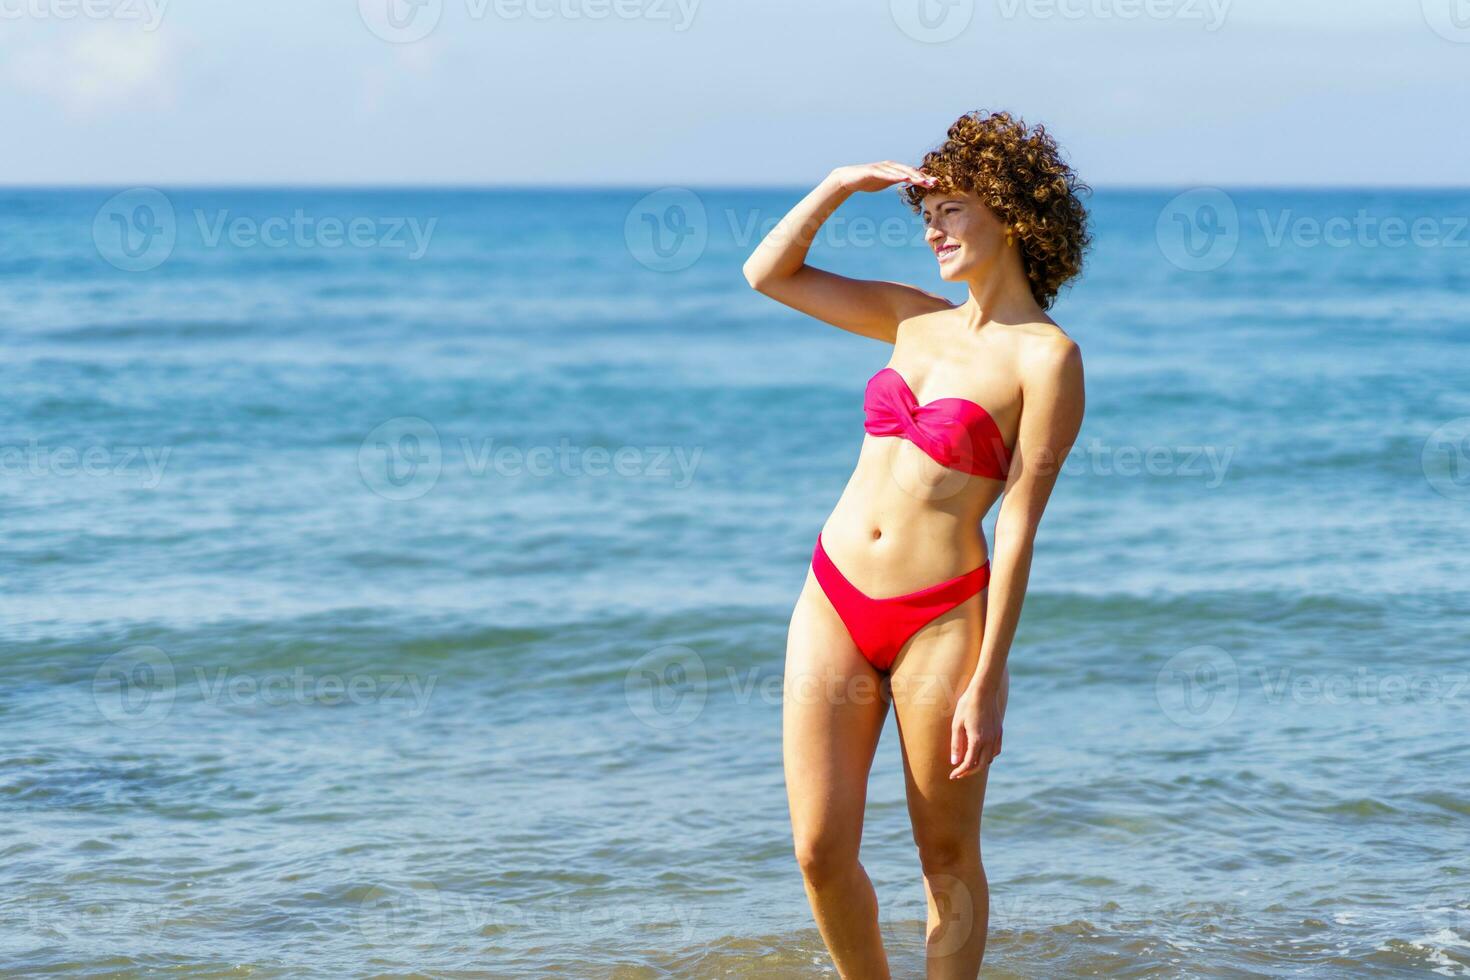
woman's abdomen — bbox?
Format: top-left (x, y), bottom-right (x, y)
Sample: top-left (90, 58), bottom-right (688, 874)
top-left (817, 436), bottom-right (1000, 596)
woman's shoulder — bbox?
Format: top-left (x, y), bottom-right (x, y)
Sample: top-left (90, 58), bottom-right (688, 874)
top-left (1010, 317), bottom-right (1080, 359)
top-left (1010, 320), bottom-right (1083, 394)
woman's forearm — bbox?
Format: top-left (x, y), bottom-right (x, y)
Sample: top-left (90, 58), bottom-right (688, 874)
top-left (741, 172), bottom-right (851, 288)
top-left (969, 514), bottom-right (1038, 698)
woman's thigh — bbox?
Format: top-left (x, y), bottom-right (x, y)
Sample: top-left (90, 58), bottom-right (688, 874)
top-left (887, 593), bottom-right (1010, 843)
top-left (783, 569), bottom-right (892, 857)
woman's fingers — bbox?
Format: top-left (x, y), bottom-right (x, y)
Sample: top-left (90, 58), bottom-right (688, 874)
top-left (844, 161), bottom-right (935, 192)
top-left (888, 165), bottom-right (933, 187)
top-left (949, 728), bottom-right (1000, 779)
top-left (893, 162), bottom-right (935, 185)
top-left (951, 748), bottom-right (978, 779)
top-left (950, 730), bottom-right (981, 779)
top-left (950, 722), bottom-right (978, 778)
top-left (873, 162), bottom-right (933, 186)
top-left (971, 738), bottom-right (989, 771)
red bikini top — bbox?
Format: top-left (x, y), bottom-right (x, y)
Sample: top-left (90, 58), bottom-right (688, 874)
top-left (864, 367), bottom-right (1012, 480)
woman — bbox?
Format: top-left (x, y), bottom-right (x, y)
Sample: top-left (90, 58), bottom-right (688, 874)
top-left (742, 110), bottom-right (1090, 978)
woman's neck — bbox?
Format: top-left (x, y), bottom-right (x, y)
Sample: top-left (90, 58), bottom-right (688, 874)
top-left (959, 261), bottom-right (1045, 329)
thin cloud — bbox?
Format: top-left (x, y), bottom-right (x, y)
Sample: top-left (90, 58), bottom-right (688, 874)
top-left (8, 25), bottom-right (173, 116)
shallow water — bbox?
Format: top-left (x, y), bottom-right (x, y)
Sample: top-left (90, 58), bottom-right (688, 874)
top-left (2, 187), bottom-right (1468, 977)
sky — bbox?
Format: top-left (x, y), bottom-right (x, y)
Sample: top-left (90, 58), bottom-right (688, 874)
top-left (1, 0), bottom-right (1467, 186)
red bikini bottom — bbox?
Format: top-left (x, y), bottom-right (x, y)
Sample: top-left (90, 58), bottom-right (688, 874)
top-left (811, 533), bottom-right (991, 673)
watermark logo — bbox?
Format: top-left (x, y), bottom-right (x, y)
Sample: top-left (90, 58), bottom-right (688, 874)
top-left (878, 874), bottom-right (975, 955)
top-left (624, 644), bottom-right (707, 730)
top-left (926, 872), bottom-right (975, 957)
top-left (358, 0), bottom-right (443, 42)
top-left (1155, 644), bottom-right (1238, 729)
top-left (1422, 0), bottom-right (1470, 42)
top-left (1423, 417), bottom-right (1470, 501)
top-left (92, 645), bottom-right (176, 730)
top-left (94, 188), bottom-right (177, 272)
top-left (359, 417), bottom-right (443, 501)
top-left (890, 0), bottom-right (973, 42)
top-left (1156, 187), bottom-right (1239, 272)
top-left (881, 430), bottom-right (982, 504)
top-left (358, 884), bottom-right (444, 945)
top-left (625, 187), bottom-right (708, 272)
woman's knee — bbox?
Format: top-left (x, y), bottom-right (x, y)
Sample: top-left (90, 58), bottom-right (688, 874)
top-left (913, 832), bottom-right (979, 876)
top-left (793, 830), bottom-right (861, 888)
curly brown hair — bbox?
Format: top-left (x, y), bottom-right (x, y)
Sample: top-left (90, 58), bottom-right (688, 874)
top-left (902, 110), bottom-right (1091, 310)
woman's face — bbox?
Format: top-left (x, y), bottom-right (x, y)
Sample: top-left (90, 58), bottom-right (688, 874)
top-left (920, 188), bottom-right (1010, 282)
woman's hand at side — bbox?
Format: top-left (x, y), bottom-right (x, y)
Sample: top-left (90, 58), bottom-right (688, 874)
top-left (949, 687), bottom-right (1003, 780)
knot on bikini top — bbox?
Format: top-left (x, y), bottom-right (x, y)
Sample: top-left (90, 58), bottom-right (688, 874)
top-left (863, 367), bottom-right (1012, 480)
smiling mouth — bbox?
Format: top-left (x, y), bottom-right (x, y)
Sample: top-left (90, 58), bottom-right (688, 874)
top-left (936, 243), bottom-right (961, 262)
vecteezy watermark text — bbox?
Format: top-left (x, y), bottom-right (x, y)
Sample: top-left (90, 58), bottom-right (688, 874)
top-left (357, 884), bottom-right (704, 947)
top-left (623, 646), bottom-right (994, 731)
top-left (996, 0), bottom-right (1229, 30)
top-left (1158, 188), bottom-right (1470, 271)
top-left (93, 188), bottom-right (439, 272)
top-left (1, 441), bottom-right (171, 488)
top-left (890, 0), bottom-right (1228, 44)
top-left (195, 210), bottom-right (437, 259)
top-left (1056, 439), bottom-right (1234, 487)
top-left (0, 0), bottom-right (167, 29)
top-left (358, 0), bottom-right (699, 43)
top-left (1156, 645), bottom-right (1469, 729)
top-left (358, 418), bottom-right (703, 501)
top-left (1256, 666), bottom-right (1469, 707)
top-left (92, 646), bottom-right (438, 729)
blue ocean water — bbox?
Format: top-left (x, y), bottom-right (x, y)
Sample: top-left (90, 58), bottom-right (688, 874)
top-left (2, 186), bottom-right (1468, 977)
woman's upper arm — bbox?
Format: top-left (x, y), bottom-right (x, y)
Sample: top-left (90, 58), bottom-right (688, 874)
top-left (750, 265), bottom-right (953, 343)
top-left (1000, 337), bottom-right (1086, 530)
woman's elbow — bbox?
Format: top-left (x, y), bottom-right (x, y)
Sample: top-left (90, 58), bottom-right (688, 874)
top-left (742, 258), bottom-right (773, 291)
top-left (741, 261), bottom-right (763, 290)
